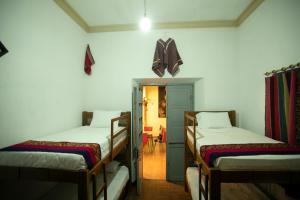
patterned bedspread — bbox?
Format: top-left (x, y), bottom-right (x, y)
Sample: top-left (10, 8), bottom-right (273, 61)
top-left (0, 140), bottom-right (101, 169)
top-left (200, 143), bottom-right (300, 167)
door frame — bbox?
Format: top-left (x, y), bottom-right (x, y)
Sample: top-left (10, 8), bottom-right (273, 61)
top-left (131, 78), bottom-right (199, 193)
top-left (132, 83), bottom-right (143, 194)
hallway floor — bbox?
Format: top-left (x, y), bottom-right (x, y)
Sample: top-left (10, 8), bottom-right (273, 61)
top-left (126, 180), bottom-right (271, 200)
top-left (126, 179), bottom-right (191, 200)
top-left (143, 142), bottom-right (166, 180)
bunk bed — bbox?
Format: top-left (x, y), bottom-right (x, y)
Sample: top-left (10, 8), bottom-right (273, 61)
top-left (0, 111), bottom-right (131, 200)
top-left (184, 111), bottom-right (300, 200)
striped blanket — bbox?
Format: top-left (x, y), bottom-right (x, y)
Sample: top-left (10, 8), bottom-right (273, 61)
top-left (200, 143), bottom-right (300, 167)
top-left (0, 140), bottom-right (101, 169)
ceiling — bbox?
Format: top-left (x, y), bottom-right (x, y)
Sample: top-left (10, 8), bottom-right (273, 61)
top-left (54, 0), bottom-right (264, 33)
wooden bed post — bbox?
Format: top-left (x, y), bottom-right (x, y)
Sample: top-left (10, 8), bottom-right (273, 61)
top-left (78, 171), bottom-right (89, 200)
top-left (184, 112), bottom-right (188, 192)
top-left (110, 119), bottom-right (114, 161)
top-left (184, 111), bottom-right (199, 193)
top-left (209, 169), bottom-right (221, 200)
top-left (126, 112), bottom-right (132, 182)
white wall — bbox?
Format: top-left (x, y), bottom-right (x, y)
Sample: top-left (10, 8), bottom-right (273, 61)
top-left (0, 0), bottom-right (86, 148)
top-left (238, 0), bottom-right (300, 135)
top-left (84, 28), bottom-right (239, 113)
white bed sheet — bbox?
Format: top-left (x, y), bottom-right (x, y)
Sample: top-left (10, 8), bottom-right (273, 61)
top-left (99, 165), bottom-right (129, 200)
top-left (0, 126), bottom-right (127, 170)
top-left (39, 165), bottom-right (129, 200)
top-left (187, 127), bottom-right (300, 170)
top-left (186, 167), bottom-right (205, 200)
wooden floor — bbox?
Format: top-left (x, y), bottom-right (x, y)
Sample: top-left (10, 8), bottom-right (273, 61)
top-left (126, 179), bottom-right (191, 200)
top-left (143, 142), bottom-right (166, 180)
top-left (221, 183), bottom-right (270, 200)
top-left (126, 180), bottom-right (272, 200)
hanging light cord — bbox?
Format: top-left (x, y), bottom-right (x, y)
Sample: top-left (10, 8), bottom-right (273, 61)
top-left (144, 0), bottom-right (147, 17)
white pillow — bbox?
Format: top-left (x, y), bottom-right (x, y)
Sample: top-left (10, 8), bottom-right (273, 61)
top-left (196, 112), bottom-right (232, 129)
top-left (90, 110), bottom-right (121, 128)
top-left (106, 160), bottom-right (120, 173)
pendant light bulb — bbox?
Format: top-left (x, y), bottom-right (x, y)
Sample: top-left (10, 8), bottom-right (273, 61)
top-left (139, 17), bottom-right (151, 32)
top-left (140, 0), bottom-right (151, 32)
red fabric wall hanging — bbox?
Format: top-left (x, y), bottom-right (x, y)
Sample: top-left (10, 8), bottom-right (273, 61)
top-left (265, 69), bottom-right (299, 144)
top-left (84, 45), bottom-right (95, 75)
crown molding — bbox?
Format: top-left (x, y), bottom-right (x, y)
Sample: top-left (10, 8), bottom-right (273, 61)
top-left (54, 0), bottom-right (264, 33)
top-left (88, 20), bottom-right (236, 33)
top-left (88, 24), bottom-right (139, 33)
top-left (236, 0), bottom-right (264, 26)
top-left (153, 20), bottom-right (237, 29)
top-left (54, 0), bottom-right (89, 32)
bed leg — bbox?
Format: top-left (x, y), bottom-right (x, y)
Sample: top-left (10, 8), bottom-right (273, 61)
top-left (199, 164), bottom-right (202, 200)
top-left (184, 152), bottom-right (190, 192)
top-left (184, 130), bottom-right (188, 192)
top-left (184, 176), bottom-right (188, 192)
top-left (78, 171), bottom-right (89, 200)
top-left (209, 170), bottom-right (220, 200)
top-left (184, 156), bottom-right (188, 192)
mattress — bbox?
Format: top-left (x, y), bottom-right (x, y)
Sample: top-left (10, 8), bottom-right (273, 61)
top-left (0, 126), bottom-right (127, 170)
top-left (99, 165), bottom-right (129, 200)
top-left (187, 127), bottom-right (300, 170)
top-left (186, 167), bottom-right (205, 200)
top-left (39, 165), bottom-right (130, 200)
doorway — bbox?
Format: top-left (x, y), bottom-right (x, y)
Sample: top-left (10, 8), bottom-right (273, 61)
top-left (142, 86), bottom-right (167, 180)
top-left (132, 78), bottom-right (198, 194)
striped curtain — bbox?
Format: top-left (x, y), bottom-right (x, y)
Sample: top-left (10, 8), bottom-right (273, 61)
top-left (265, 70), bottom-right (299, 144)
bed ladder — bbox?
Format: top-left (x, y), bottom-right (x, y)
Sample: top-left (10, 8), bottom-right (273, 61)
top-left (196, 161), bottom-right (209, 200)
top-left (92, 164), bottom-right (107, 200)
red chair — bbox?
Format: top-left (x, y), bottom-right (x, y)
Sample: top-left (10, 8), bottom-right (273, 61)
top-left (144, 126), bottom-right (153, 132)
top-left (143, 126), bottom-right (155, 152)
top-left (142, 133), bottom-right (148, 145)
top-left (143, 126), bottom-right (153, 145)
top-left (162, 128), bottom-right (166, 143)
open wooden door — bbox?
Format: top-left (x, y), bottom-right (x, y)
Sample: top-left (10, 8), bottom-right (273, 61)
top-left (132, 84), bottom-right (143, 194)
top-left (166, 85), bottom-right (194, 181)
